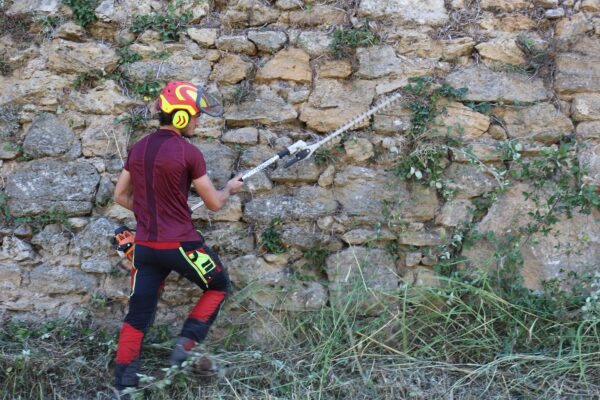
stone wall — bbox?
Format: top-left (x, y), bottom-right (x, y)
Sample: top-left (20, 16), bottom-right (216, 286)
top-left (0, 0), bottom-right (599, 325)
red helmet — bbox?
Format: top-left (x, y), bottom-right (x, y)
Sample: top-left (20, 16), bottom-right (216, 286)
top-left (157, 81), bottom-right (224, 117)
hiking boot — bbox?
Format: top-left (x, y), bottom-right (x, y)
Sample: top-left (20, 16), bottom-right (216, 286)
top-left (170, 337), bottom-right (197, 367)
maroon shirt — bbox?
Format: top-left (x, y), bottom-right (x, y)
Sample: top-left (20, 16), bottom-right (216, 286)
top-left (124, 129), bottom-right (206, 242)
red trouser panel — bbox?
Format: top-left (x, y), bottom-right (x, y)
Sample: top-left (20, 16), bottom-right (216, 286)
top-left (189, 290), bottom-right (226, 322)
top-left (116, 322), bottom-right (144, 364)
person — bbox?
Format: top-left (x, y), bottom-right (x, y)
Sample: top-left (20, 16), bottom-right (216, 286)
top-left (112, 81), bottom-right (244, 394)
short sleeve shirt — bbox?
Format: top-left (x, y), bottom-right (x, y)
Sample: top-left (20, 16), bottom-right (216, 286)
top-left (124, 129), bottom-right (206, 242)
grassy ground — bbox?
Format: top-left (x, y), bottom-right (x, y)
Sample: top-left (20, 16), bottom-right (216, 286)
top-left (1, 270), bottom-right (600, 399)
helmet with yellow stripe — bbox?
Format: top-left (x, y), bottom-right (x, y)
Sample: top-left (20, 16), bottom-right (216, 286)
top-left (157, 82), bottom-right (224, 129)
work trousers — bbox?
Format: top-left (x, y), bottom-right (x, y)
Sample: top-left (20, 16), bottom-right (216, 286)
top-left (114, 240), bottom-right (229, 389)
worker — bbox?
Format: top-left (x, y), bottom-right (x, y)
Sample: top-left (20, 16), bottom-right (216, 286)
top-left (112, 81), bottom-right (243, 394)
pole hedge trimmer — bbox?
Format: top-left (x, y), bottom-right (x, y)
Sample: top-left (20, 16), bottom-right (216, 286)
top-left (113, 91), bottom-right (403, 259)
top-left (190, 91), bottom-right (403, 212)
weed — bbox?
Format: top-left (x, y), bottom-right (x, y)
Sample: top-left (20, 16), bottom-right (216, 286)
top-left (131, 1), bottom-right (192, 42)
top-left (329, 22), bottom-right (380, 59)
top-left (72, 68), bottom-right (107, 90)
top-left (13, 207), bottom-right (71, 231)
top-left (116, 46), bottom-right (143, 66)
top-left (63, 0), bottom-right (97, 27)
top-left (149, 50), bottom-right (171, 60)
top-left (301, 244), bottom-right (330, 275)
top-left (133, 71), bottom-right (163, 100)
top-left (261, 218), bottom-right (285, 254)
top-left (232, 81), bottom-right (251, 105)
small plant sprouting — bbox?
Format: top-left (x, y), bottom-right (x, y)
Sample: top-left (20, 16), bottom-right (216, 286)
top-left (63, 0), bottom-right (97, 27)
top-left (261, 218), bottom-right (286, 254)
top-left (329, 22), bottom-right (380, 59)
top-left (131, 1), bottom-right (192, 42)
top-left (116, 47), bottom-right (142, 66)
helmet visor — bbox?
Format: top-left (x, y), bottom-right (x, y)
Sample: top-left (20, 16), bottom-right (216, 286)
top-left (197, 88), bottom-right (224, 117)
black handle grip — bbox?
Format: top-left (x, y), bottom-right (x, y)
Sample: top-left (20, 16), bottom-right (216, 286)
top-left (283, 149), bottom-right (311, 168)
top-left (277, 148), bottom-right (290, 158)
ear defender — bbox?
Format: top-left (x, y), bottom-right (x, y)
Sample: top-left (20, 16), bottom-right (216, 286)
top-left (173, 110), bottom-right (190, 129)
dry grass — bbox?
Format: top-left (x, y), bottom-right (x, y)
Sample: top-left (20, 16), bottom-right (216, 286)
top-left (2, 271), bottom-right (600, 399)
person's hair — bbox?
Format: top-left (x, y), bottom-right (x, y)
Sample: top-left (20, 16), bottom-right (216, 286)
top-left (158, 110), bottom-right (174, 126)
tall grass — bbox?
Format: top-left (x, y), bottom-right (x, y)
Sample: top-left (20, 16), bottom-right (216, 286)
top-left (1, 269), bottom-right (599, 399)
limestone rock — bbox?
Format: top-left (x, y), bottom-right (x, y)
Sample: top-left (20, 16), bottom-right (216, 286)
top-left (576, 121), bottom-right (600, 140)
top-left (255, 48), bottom-right (312, 84)
top-left (203, 223), bottom-right (255, 254)
top-left (572, 93), bottom-right (600, 121)
top-left (300, 79), bottom-right (376, 133)
top-left (444, 163), bottom-right (497, 199)
top-left (476, 37), bottom-right (527, 65)
top-left (451, 140), bottom-right (504, 163)
top-left (0, 263), bottom-right (22, 290)
top-left (0, 106), bottom-right (20, 139)
top-left (555, 13), bottom-right (594, 38)
top-left (435, 199), bottom-right (474, 227)
top-left (126, 57), bottom-right (212, 84)
top-left (56, 22), bottom-right (87, 42)
top-left (333, 166), bottom-right (409, 222)
top-left (187, 28), bottom-right (218, 47)
top-left (276, 0), bottom-right (302, 10)
top-left (210, 53), bottom-right (252, 84)
top-left (0, 236), bottom-right (37, 265)
top-left (191, 140), bottom-right (237, 189)
top-left (481, 0), bottom-right (530, 10)
top-left (446, 65), bottom-right (550, 103)
top-left (394, 29), bottom-right (443, 59)
top-left (412, 266), bottom-right (440, 287)
top-left (317, 60), bottom-right (352, 79)
top-left (373, 101), bottom-right (413, 134)
top-left (228, 254), bottom-right (289, 287)
top-left (280, 223), bottom-right (341, 250)
top-left (396, 184), bottom-right (440, 222)
top-left (342, 228), bottom-right (396, 245)
top-left (66, 80), bottom-right (142, 115)
top-left (239, 145), bottom-right (275, 168)
top-left (225, 87), bottom-right (298, 127)
top-left (251, 281), bottom-right (328, 311)
top-left (327, 247), bottom-right (399, 316)
top-left (555, 57), bottom-right (600, 98)
top-left (244, 186), bottom-right (338, 223)
top-left (288, 30), bottom-right (332, 57)
top-left (318, 165), bottom-right (335, 187)
top-left (74, 217), bottom-right (119, 260)
top-left (545, 8), bottom-right (565, 19)
top-left (247, 30), bottom-right (287, 53)
top-left (287, 6), bottom-right (347, 27)
top-left (579, 142), bottom-right (600, 186)
top-left (215, 35), bottom-right (257, 56)
top-left (356, 46), bottom-right (450, 93)
top-left (222, 0), bottom-right (281, 28)
top-left (245, 170), bottom-right (273, 193)
top-left (344, 138), bottom-right (374, 162)
top-left (582, 0), bottom-right (600, 12)
top-left (432, 102), bottom-right (490, 140)
top-left (6, 160), bottom-right (100, 217)
top-left (192, 195), bottom-right (243, 222)
top-left (358, 0), bottom-right (448, 26)
top-left (271, 159), bottom-right (323, 184)
top-left (397, 228), bottom-right (447, 246)
top-left (31, 224), bottom-right (71, 258)
top-left (462, 183), bottom-right (600, 289)
top-left (0, 72), bottom-right (70, 107)
top-left (81, 116), bottom-right (128, 158)
top-left (222, 127), bottom-right (259, 145)
top-left (442, 37), bottom-right (475, 60)
top-left (48, 39), bottom-right (118, 74)
top-left (28, 265), bottom-right (97, 295)
top-left (22, 113), bottom-right (80, 159)
top-left (7, 0), bottom-right (60, 15)
top-left (494, 103), bottom-right (574, 144)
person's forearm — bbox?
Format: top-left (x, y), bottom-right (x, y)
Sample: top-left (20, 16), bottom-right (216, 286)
top-left (214, 187), bottom-right (231, 210)
top-left (115, 194), bottom-right (133, 211)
